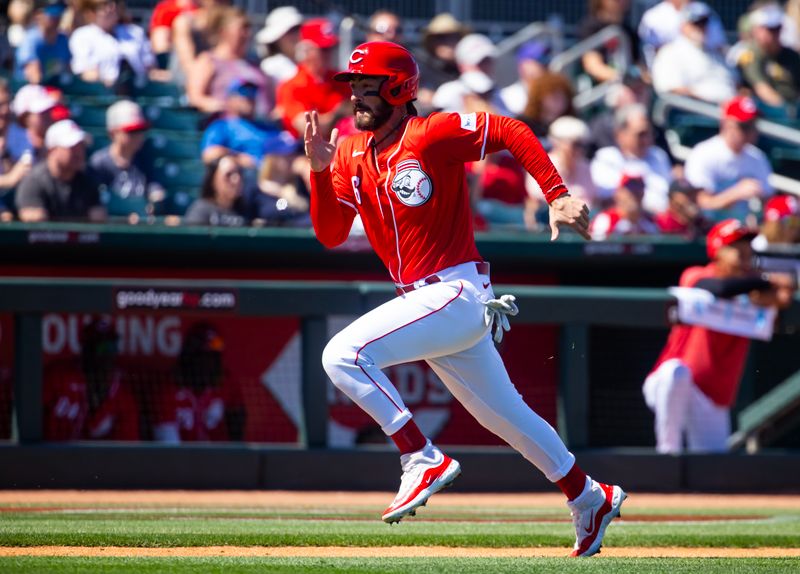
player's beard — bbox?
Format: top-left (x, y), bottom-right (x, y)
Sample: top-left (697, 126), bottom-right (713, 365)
top-left (354, 99), bottom-right (394, 132)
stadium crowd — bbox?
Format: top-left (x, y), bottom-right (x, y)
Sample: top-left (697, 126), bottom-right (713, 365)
top-left (0, 0), bottom-right (798, 246)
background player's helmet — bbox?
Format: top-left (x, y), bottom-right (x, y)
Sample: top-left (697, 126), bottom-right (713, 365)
top-left (334, 41), bottom-right (419, 106)
top-left (706, 219), bottom-right (758, 260)
top-left (179, 323), bottom-right (225, 389)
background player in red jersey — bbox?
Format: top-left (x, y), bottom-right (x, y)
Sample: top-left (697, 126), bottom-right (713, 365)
top-left (304, 41), bottom-right (625, 558)
top-left (644, 219), bottom-right (796, 453)
top-left (153, 323), bottom-right (244, 442)
top-left (43, 317), bottom-right (139, 441)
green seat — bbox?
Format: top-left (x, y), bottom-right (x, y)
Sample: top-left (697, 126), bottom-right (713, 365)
top-left (132, 81), bottom-right (187, 107)
top-left (167, 187), bottom-right (200, 216)
top-left (770, 147), bottom-right (800, 179)
top-left (49, 74), bottom-right (114, 98)
top-left (151, 158), bottom-right (206, 190)
top-left (143, 134), bottom-right (202, 162)
top-left (143, 105), bottom-right (205, 131)
top-left (70, 103), bottom-right (109, 129)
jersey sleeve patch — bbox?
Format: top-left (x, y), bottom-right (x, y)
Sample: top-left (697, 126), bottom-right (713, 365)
top-left (459, 112), bottom-right (478, 132)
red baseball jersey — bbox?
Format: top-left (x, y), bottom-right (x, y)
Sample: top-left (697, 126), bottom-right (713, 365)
top-left (651, 263), bottom-right (751, 407)
top-left (43, 361), bottom-right (140, 441)
top-left (156, 381), bottom-right (242, 441)
top-left (590, 208), bottom-right (659, 239)
top-left (310, 112), bottom-right (566, 285)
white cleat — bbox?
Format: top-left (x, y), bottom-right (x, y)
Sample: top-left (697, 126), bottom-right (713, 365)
top-left (568, 479), bottom-right (627, 557)
top-left (382, 441), bottom-right (461, 524)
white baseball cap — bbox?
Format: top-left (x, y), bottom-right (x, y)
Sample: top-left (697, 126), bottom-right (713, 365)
top-left (12, 84), bottom-right (57, 116)
top-left (548, 116), bottom-right (590, 143)
top-left (255, 6), bottom-right (303, 45)
top-left (455, 33), bottom-right (496, 67)
top-left (106, 99), bottom-right (149, 132)
top-left (460, 70), bottom-right (494, 95)
top-left (45, 119), bottom-right (88, 149)
top-left (750, 4), bottom-right (784, 28)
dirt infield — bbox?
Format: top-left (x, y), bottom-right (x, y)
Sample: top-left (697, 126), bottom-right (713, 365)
top-left (3, 490), bottom-right (800, 560)
top-left (3, 490), bottom-right (800, 510)
top-left (2, 546), bottom-right (799, 559)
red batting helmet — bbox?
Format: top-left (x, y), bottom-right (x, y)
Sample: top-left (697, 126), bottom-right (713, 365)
top-left (706, 218), bottom-right (757, 260)
top-left (333, 41), bottom-right (419, 106)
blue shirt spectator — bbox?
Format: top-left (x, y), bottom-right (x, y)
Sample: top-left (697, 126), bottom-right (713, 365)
top-left (15, 0), bottom-right (71, 84)
top-left (201, 79), bottom-right (297, 169)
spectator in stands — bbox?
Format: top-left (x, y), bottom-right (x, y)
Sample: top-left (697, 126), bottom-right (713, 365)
top-left (69, 0), bottom-right (157, 88)
top-left (518, 71), bottom-right (575, 140)
top-left (651, 2), bottom-right (738, 104)
top-left (44, 316), bottom-right (140, 441)
top-left (184, 154), bottom-right (249, 226)
top-left (643, 219), bottom-right (795, 454)
top-left (587, 72), bottom-right (650, 152)
top-left (255, 5), bottom-right (302, 85)
top-left (590, 173), bottom-right (659, 239)
top-left (7, 0), bottom-right (35, 50)
top-left (187, 6), bottom-right (273, 117)
top-left (432, 34), bottom-right (508, 114)
top-left (171, 0), bottom-right (228, 83)
top-left (737, 3), bottom-right (800, 114)
top-left (684, 96), bottom-right (774, 222)
top-left (153, 323), bottom-right (244, 442)
top-left (499, 40), bottom-right (551, 117)
top-left (276, 18), bottom-right (350, 137)
top-left (248, 154), bottom-right (310, 226)
top-left (578, 0), bottom-right (640, 84)
top-left (149, 0), bottom-right (197, 71)
top-left (8, 83), bottom-right (57, 164)
top-left (639, 0), bottom-right (726, 68)
top-left (655, 178), bottom-right (710, 237)
top-left (366, 9), bottom-right (402, 43)
top-left (473, 154), bottom-right (529, 229)
top-left (89, 100), bottom-right (166, 222)
top-left (0, 80), bottom-right (34, 207)
top-left (15, 119), bottom-right (105, 222)
top-left (201, 79), bottom-right (297, 169)
top-left (15, 0), bottom-right (71, 85)
top-left (527, 117), bottom-right (597, 229)
top-left (590, 103), bottom-right (672, 214)
top-left (416, 13), bottom-right (467, 110)
top-left (787, 0), bottom-right (800, 51)
top-left (752, 194), bottom-right (800, 249)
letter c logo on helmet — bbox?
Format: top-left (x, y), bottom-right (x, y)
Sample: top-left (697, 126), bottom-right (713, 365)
top-left (349, 49), bottom-right (365, 64)
top-left (334, 41), bottom-right (419, 106)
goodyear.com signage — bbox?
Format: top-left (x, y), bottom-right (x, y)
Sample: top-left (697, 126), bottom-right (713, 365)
top-left (114, 288), bottom-right (238, 312)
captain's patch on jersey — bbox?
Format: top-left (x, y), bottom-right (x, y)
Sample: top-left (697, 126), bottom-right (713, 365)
top-left (459, 112), bottom-right (477, 132)
top-left (391, 159), bottom-right (433, 207)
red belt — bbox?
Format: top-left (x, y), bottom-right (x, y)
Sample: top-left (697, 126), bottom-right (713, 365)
top-left (396, 262), bottom-right (490, 296)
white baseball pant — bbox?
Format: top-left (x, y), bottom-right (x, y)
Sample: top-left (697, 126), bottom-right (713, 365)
top-left (643, 358), bottom-right (730, 454)
top-left (322, 261), bottom-right (576, 482)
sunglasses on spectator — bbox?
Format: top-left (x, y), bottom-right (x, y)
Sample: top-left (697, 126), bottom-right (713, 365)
top-left (221, 169), bottom-right (242, 181)
top-left (693, 17), bottom-right (710, 28)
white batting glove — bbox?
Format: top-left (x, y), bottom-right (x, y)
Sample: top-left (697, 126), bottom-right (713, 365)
top-left (482, 295), bottom-right (519, 343)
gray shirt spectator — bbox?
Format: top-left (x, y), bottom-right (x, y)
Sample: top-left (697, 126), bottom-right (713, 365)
top-left (16, 120), bottom-right (104, 221)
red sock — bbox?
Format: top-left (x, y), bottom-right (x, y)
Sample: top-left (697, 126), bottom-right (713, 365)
top-left (390, 420), bottom-right (427, 454)
top-left (556, 463), bottom-right (588, 501)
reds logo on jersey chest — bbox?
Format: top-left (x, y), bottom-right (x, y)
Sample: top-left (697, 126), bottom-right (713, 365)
top-left (391, 159), bottom-right (433, 207)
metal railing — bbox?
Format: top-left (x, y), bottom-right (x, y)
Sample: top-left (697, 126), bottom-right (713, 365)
top-left (549, 24), bottom-right (631, 110)
top-left (652, 93), bottom-right (800, 197)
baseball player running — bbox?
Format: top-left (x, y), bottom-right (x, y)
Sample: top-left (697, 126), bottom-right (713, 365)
top-left (305, 41), bottom-right (625, 557)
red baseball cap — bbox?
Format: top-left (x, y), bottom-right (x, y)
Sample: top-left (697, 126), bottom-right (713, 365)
top-left (721, 96), bottom-right (758, 123)
top-left (301, 18), bottom-right (338, 49)
top-left (706, 218), bottom-right (758, 259)
top-left (764, 194), bottom-right (799, 222)
top-left (618, 172), bottom-right (645, 194)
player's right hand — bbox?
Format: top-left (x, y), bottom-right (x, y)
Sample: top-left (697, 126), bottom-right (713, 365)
top-left (304, 110), bottom-right (339, 173)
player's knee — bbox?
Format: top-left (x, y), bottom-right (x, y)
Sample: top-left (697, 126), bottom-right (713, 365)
top-left (321, 334), bottom-right (358, 379)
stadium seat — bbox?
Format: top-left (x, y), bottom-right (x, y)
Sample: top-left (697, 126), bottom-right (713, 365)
top-left (150, 158), bottom-right (206, 189)
top-left (69, 103), bottom-right (109, 129)
top-left (143, 135), bottom-right (202, 162)
top-left (143, 105), bottom-right (205, 131)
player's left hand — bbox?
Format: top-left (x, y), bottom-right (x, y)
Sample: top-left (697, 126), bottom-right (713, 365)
top-left (549, 194), bottom-right (590, 241)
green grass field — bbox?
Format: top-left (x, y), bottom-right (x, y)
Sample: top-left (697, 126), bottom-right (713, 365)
top-left (1, 492), bottom-right (798, 573)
